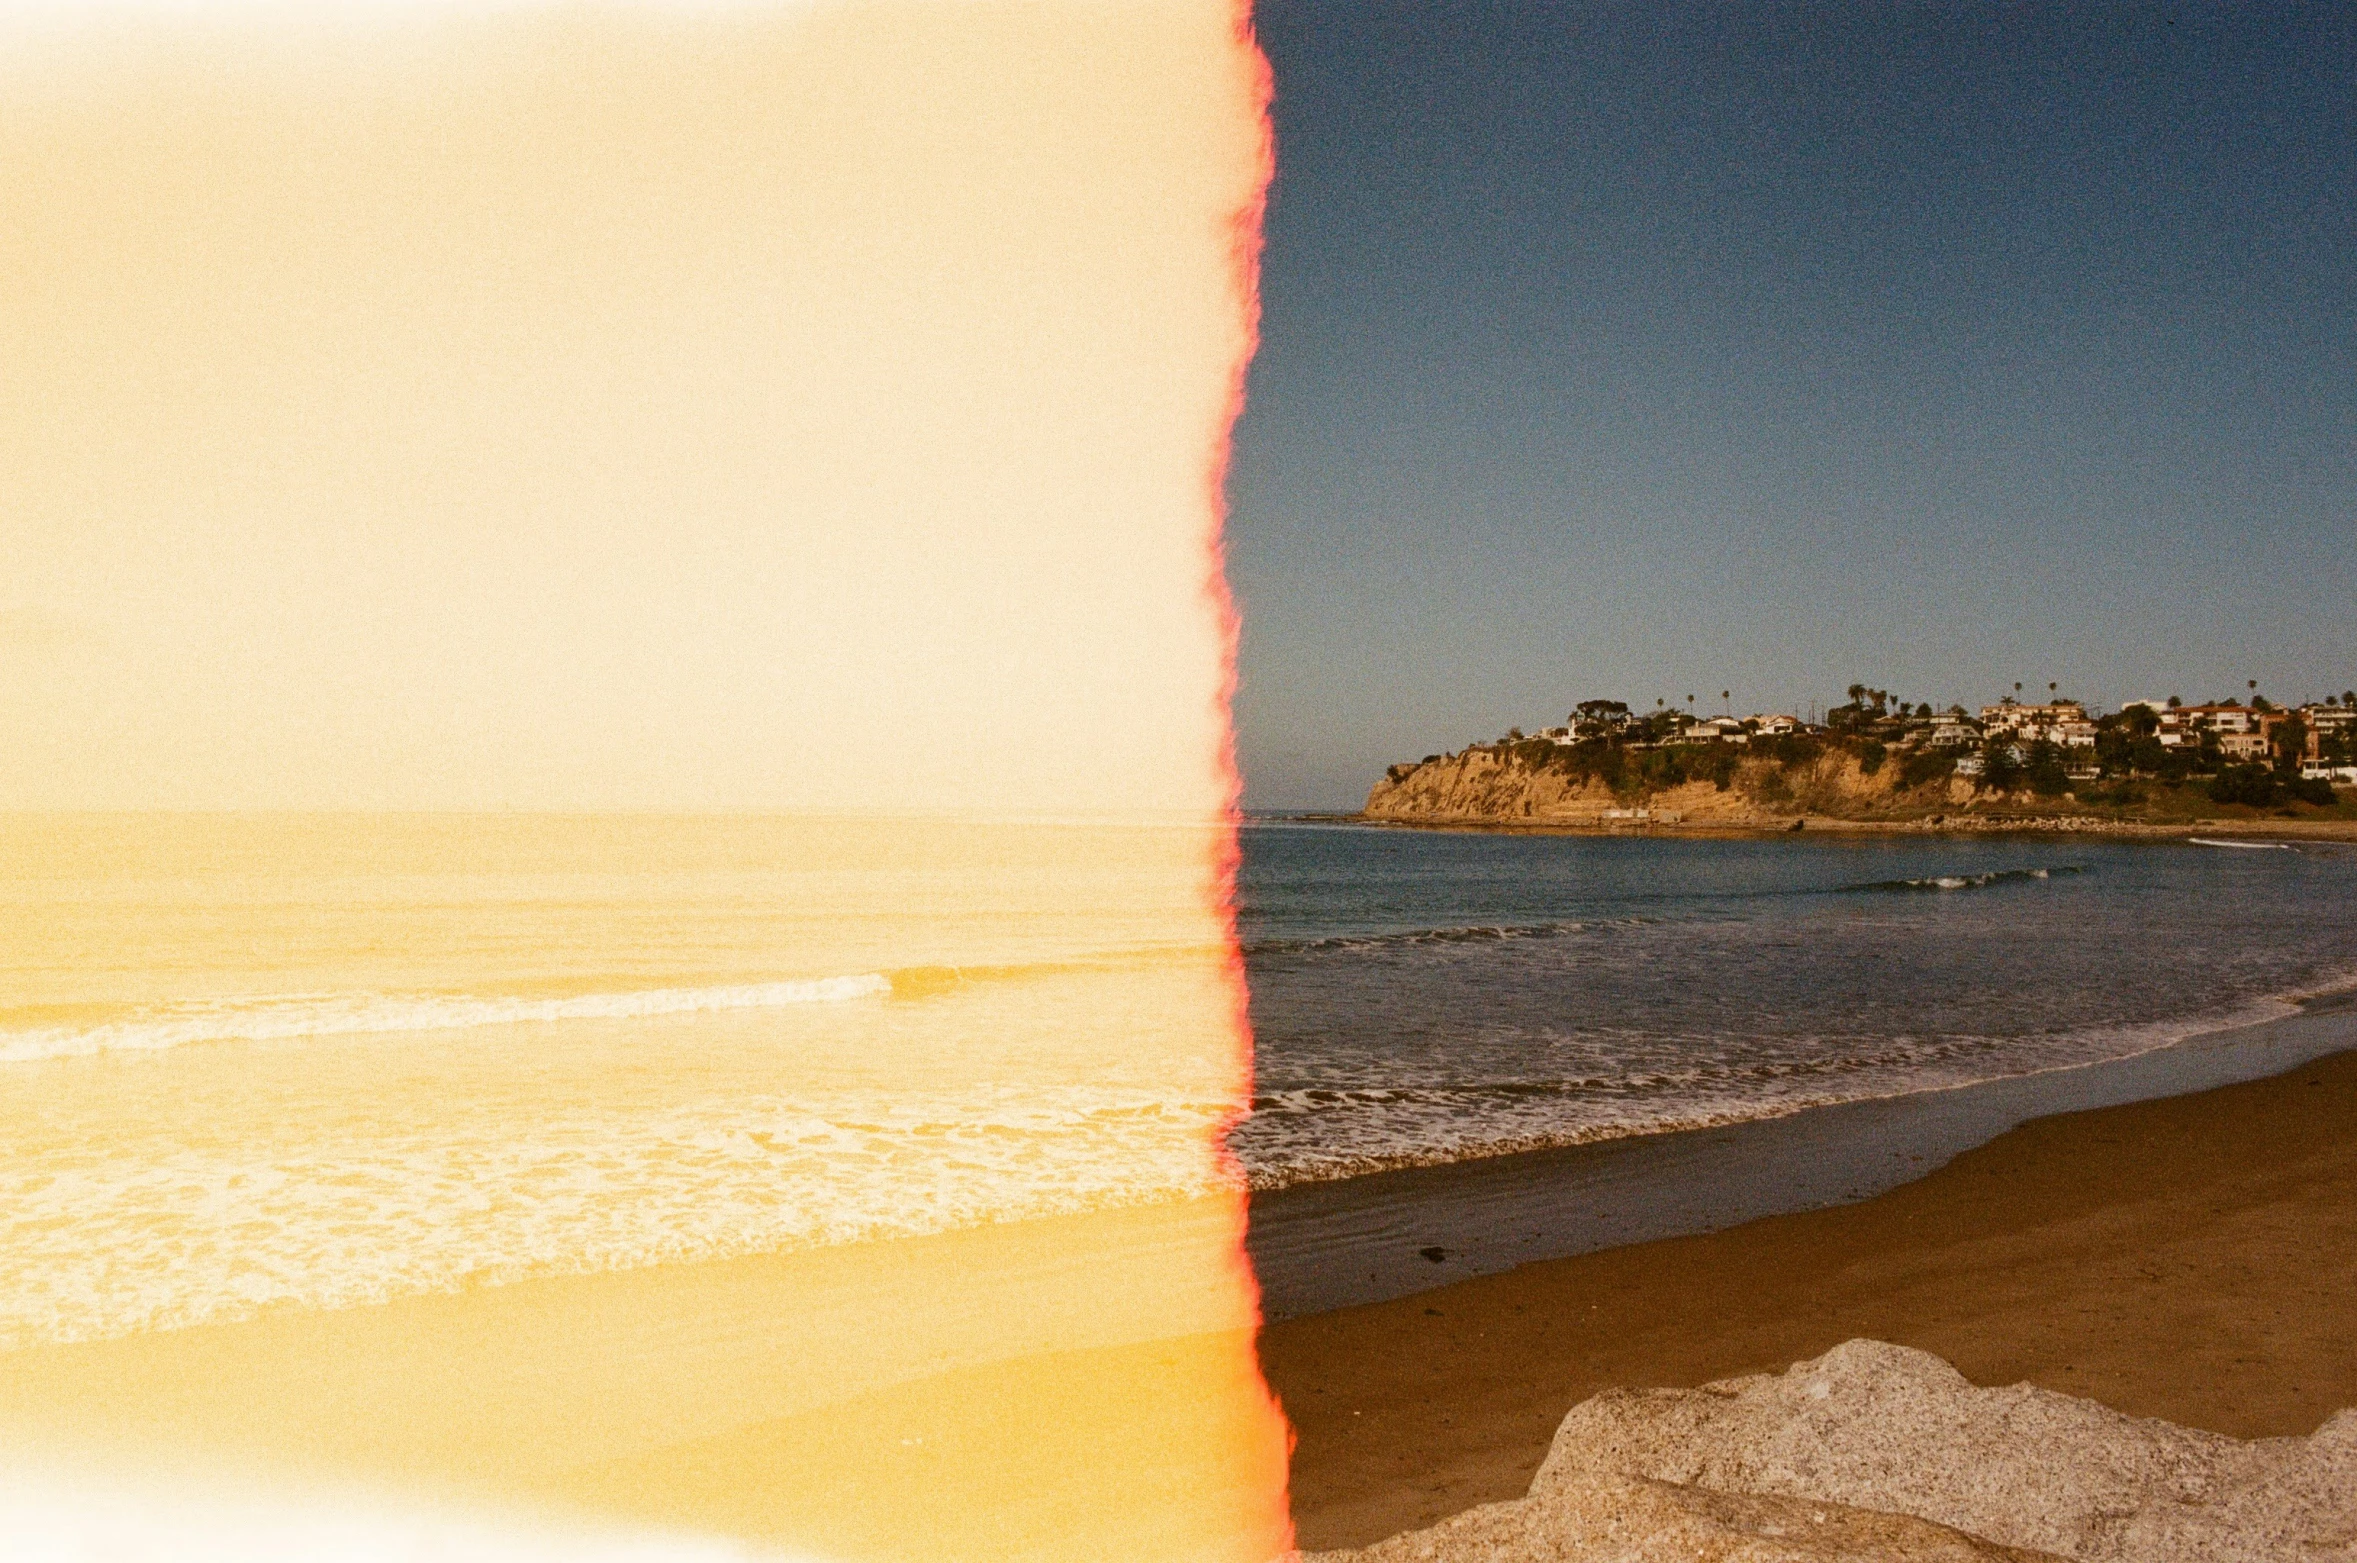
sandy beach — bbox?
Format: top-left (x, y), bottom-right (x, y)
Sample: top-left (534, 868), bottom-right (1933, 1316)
top-left (0, 1194), bottom-right (1290, 1562)
top-left (1261, 1032), bottom-right (2357, 1551)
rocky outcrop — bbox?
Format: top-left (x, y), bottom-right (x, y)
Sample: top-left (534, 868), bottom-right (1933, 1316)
top-left (1307, 1469), bottom-right (2059, 1561)
top-left (1303, 1340), bottom-right (2357, 1562)
top-left (1363, 746), bottom-right (1914, 826)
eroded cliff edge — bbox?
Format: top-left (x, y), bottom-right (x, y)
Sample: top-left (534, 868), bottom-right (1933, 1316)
top-left (1364, 741), bottom-right (1939, 827)
top-left (1362, 736), bottom-right (2357, 832)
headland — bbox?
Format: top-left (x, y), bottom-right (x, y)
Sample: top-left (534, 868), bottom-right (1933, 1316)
top-left (1361, 688), bottom-right (2357, 836)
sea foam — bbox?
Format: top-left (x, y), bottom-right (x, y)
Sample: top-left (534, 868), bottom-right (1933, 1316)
top-left (0, 976), bottom-right (892, 1065)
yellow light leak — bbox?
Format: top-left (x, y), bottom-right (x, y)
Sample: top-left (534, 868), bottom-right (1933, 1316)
top-left (0, 4), bottom-right (1290, 1561)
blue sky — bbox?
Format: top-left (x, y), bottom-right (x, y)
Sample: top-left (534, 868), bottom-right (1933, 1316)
top-left (1226, 2), bottom-right (2356, 807)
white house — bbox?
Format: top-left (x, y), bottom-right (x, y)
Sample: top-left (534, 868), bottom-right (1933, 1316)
top-left (2303, 705), bottom-right (2355, 745)
top-left (1979, 700), bottom-right (2090, 744)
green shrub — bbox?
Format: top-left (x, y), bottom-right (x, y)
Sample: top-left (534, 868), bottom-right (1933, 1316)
top-left (1856, 740), bottom-right (1887, 776)
top-left (2207, 764), bottom-right (2279, 808)
top-left (1900, 750), bottom-right (1955, 789)
top-left (2023, 741), bottom-right (2069, 797)
top-left (1695, 743), bottom-right (1741, 790)
top-left (1979, 746), bottom-right (2023, 792)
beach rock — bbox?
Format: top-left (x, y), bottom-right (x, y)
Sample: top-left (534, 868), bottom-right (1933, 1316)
top-left (1303, 1340), bottom-right (2357, 1562)
top-left (1306, 1469), bottom-right (2060, 1561)
top-left (1536, 1340), bottom-right (2357, 1561)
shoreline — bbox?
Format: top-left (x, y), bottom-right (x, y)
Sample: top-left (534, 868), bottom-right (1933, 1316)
top-left (1272, 810), bottom-right (2357, 841)
top-left (1257, 1011), bottom-right (2357, 1550)
top-left (1247, 988), bottom-right (2357, 1320)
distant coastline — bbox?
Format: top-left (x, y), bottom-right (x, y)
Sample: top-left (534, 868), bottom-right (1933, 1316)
top-left (1356, 687), bottom-right (2357, 836)
top-left (1333, 810), bottom-right (2357, 841)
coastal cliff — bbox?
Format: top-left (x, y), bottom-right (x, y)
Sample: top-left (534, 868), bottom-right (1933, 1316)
top-left (1362, 737), bottom-right (2355, 831)
top-left (1365, 741), bottom-right (1943, 827)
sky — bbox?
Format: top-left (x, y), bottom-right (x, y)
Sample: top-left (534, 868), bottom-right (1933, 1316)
top-left (1, 0), bottom-right (1266, 813)
top-left (1228, 2), bottom-right (2357, 808)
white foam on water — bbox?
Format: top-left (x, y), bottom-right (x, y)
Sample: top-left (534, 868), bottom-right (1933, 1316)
top-left (0, 976), bottom-right (892, 1064)
top-left (0, 1083), bottom-right (1238, 1348)
top-left (1231, 990), bottom-right (2312, 1191)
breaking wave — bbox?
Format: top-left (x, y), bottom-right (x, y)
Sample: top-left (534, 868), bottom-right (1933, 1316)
top-left (1231, 992), bottom-right (2308, 1190)
top-left (0, 975), bottom-right (893, 1065)
top-left (1848, 866), bottom-right (2083, 893)
top-left (1244, 916), bottom-right (1652, 958)
top-left (2, 1081), bottom-right (1238, 1348)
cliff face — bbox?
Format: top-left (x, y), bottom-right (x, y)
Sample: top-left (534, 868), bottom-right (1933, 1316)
top-left (1364, 744), bottom-right (1960, 825)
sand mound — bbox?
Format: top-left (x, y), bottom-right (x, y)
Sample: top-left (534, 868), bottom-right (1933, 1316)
top-left (1304, 1339), bottom-right (2357, 1562)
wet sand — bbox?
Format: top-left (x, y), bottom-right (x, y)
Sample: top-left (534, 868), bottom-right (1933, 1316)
top-left (0, 1195), bottom-right (1291, 1563)
top-left (1260, 1038), bottom-right (2357, 1551)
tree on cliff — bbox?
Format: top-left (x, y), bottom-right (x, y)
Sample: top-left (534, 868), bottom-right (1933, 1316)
top-left (2271, 713), bottom-right (2307, 771)
top-left (2024, 740), bottom-right (2070, 797)
top-left (1979, 741), bottom-right (2024, 793)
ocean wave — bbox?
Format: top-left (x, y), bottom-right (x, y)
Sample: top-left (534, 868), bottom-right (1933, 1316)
top-left (1245, 1034), bottom-right (2044, 1125)
top-left (1847, 866), bottom-right (2083, 893)
top-left (0, 975), bottom-right (892, 1065)
top-left (0, 1083), bottom-right (1236, 1347)
top-left (1242, 916), bottom-right (1654, 958)
top-left (1232, 989), bottom-right (2307, 1191)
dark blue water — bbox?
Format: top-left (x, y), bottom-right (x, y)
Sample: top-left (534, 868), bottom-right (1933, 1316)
top-left (1231, 824), bottom-right (2357, 1186)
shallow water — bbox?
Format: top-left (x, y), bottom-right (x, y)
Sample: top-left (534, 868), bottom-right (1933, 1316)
top-left (1233, 822), bottom-right (2357, 1186)
top-left (0, 814), bottom-right (1243, 1347)
top-left (9, 813), bottom-right (2351, 1352)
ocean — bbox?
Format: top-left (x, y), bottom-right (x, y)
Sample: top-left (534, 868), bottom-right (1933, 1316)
top-left (1233, 821), bottom-right (2357, 1186)
top-left (0, 813), bottom-right (1247, 1350)
top-left (6, 813), bottom-right (2354, 1356)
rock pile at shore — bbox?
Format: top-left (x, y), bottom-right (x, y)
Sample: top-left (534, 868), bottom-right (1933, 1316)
top-left (1304, 1339), bottom-right (2357, 1562)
